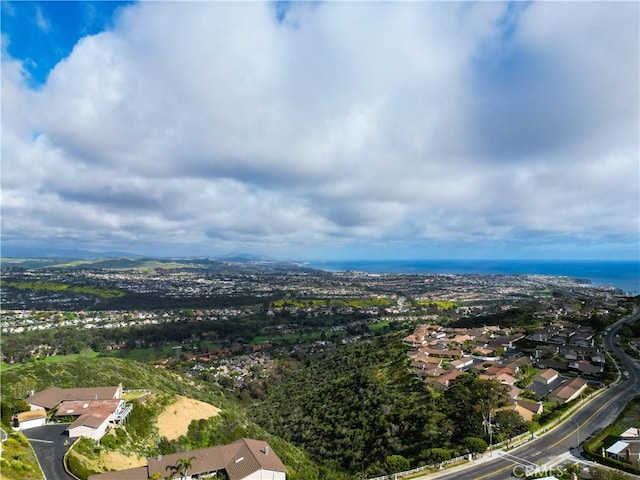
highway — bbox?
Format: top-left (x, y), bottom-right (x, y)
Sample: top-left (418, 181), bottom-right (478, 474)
top-left (420, 306), bottom-right (640, 480)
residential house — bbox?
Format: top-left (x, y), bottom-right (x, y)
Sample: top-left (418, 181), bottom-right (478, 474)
top-left (88, 438), bottom-right (287, 480)
top-left (503, 356), bottom-right (532, 374)
top-left (533, 369), bottom-right (559, 385)
top-left (503, 399), bottom-right (543, 422)
top-left (54, 399), bottom-right (131, 440)
top-left (27, 385), bottom-right (123, 411)
top-left (568, 360), bottom-right (603, 376)
top-left (23, 384), bottom-right (129, 441)
top-left (425, 370), bottom-right (465, 390)
top-left (487, 333), bottom-right (525, 351)
top-left (547, 377), bottom-right (588, 404)
top-left (450, 358), bottom-right (474, 371)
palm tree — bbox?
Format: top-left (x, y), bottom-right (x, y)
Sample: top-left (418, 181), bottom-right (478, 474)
top-left (175, 456), bottom-right (196, 479)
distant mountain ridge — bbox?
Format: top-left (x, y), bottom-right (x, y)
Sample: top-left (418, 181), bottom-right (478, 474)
top-left (0, 255), bottom-right (314, 273)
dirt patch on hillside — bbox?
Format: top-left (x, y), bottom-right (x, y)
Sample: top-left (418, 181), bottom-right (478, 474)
top-left (157, 396), bottom-right (221, 440)
top-left (100, 450), bottom-right (147, 470)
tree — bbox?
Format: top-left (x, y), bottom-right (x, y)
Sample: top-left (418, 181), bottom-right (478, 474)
top-left (175, 456), bottom-right (196, 479)
top-left (384, 455), bottom-right (410, 474)
top-left (494, 409), bottom-right (526, 438)
top-left (463, 436), bottom-right (488, 454)
top-left (422, 448), bottom-right (452, 464)
top-left (444, 374), bottom-right (508, 442)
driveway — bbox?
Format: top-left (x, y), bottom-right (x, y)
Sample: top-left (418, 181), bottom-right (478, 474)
top-left (24, 423), bottom-right (75, 480)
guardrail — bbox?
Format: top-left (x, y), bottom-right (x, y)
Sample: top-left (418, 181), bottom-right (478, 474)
top-left (366, 454), bottom-right (469, 480)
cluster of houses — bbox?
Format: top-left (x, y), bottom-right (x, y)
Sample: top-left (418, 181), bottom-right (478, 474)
top-left (15, 384), bottom-right (132, 441)
top-left (526, 323), bottom-right (605, 376)
top-left (405, 324), bottom-right (592, 422)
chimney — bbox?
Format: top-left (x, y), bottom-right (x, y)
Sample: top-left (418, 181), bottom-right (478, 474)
top-left (264, 446), bottom-right (269, 456)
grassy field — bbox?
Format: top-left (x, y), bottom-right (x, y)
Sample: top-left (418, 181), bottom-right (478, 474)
top-left (1, 351), bottom-right (101, 372)
top-left (270, 297), bottom-right (392, 309)
top-left (100, 345), bottom-right (177, 362)
top-left (368, 321), bottom-right (390, 331)
top-left (0, 280), bottom-right (125, 299)
top-left (415, 299), bottom-right (457, 309)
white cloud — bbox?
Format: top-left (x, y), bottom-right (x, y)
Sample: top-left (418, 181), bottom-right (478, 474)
top-left (34, 5), bottom-right (51, 32)
top-left (2, 1), bottom-right (638, 259)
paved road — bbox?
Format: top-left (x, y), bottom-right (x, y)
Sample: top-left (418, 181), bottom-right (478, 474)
top-left (24, 423), bottom-right (75, 480)
top-left (418, 306), bottom-right (640, 480)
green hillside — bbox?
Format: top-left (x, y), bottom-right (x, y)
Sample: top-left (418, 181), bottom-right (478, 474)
top-left (248, 333), bottom-right (514, 478)
top-left (1, 357), bottom-right (323, 480)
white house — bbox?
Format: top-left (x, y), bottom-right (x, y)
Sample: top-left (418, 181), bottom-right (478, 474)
top-left (22, 385), bottom-right (128, 441)
top-left (67, 408), bottom-right (113, 441)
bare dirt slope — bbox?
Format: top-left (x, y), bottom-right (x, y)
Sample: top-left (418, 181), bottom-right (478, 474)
top-left (156, 395), bottom-right (221, 440)
top-left (101, 450), bottom-right (147, 470)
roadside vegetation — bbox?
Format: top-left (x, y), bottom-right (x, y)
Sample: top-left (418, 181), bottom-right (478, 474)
top-left (0, 429), bottom-right (44, 480)
top-left (583, 395), bottom-right (640, 476)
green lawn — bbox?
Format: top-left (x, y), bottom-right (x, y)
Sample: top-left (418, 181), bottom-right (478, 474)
top-left (368, 321), bottom-right (390, 331)
top-left (1, 351), bottom-right (100, 372)
top-left (100, 345), bottom-right (176, 362)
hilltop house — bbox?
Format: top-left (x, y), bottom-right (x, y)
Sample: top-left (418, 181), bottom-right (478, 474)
top-left (20, 385), bottom-right (131, 441)
top-left (88, 438), bottom-right (287, 480)
top-left (27, 385), bottom-right (123, 410)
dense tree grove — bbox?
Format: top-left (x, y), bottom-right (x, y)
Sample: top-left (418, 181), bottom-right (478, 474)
top-left (247, 334), bottom-right (508, 477)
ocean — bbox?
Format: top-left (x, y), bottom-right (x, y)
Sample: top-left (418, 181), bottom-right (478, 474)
top-left (307, 260), bottom-right (640, 295)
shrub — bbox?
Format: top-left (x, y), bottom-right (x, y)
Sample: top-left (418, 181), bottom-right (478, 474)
top-left (66, 452), bottom-right (98, 480)
top-left (422, 448), bottom-right (452, 464)
top-left (463, 436), bottom-right (488, 454)
top-left (384, 455), bottom-right (410, 474)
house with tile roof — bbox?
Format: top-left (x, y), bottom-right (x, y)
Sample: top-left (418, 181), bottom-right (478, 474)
top-left (88, 438), bottom-right (286, 480)
top-left (22, 384), bottom-right (130, 441)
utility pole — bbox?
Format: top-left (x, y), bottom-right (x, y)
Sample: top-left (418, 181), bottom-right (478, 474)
top-left (483, 409), bottom-right (493, 456)
top-left (568, 418), bottom-right (580, 448)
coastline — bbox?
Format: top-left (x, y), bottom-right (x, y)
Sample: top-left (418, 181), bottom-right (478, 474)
top-left (306, 259), bottom-right (640, 295)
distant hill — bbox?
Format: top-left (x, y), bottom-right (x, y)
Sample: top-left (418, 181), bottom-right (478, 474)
top-left (0, 255), bottom-right (317, 273)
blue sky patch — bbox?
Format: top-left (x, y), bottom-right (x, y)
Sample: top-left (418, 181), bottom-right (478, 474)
top-left (2, 0), bottom-right (133, 87)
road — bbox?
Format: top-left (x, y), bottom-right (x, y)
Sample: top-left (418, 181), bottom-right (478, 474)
top-left (24, 423), bottom-right (75, 480)
top-left (419, 306), bottom-right (640, 480)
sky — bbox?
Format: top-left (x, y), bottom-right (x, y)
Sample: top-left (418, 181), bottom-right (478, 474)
top-left (1, 1), bottom-right (639, 261)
